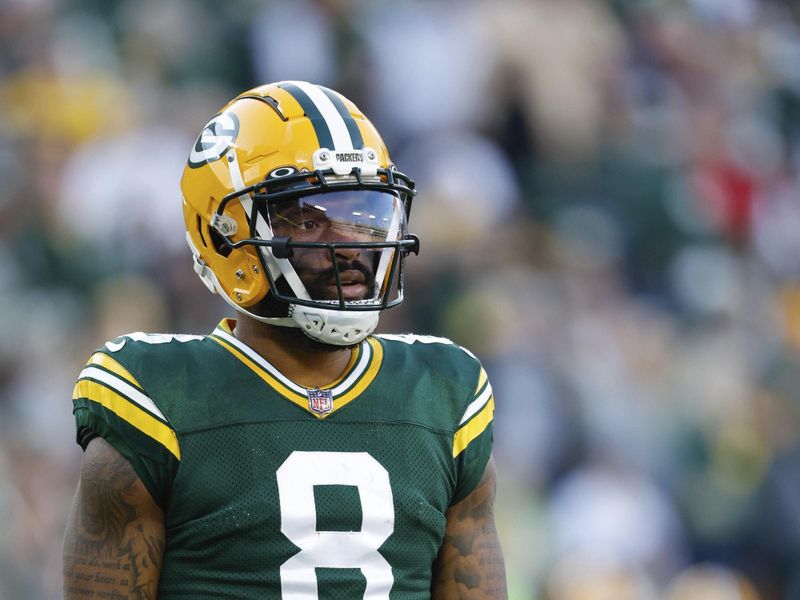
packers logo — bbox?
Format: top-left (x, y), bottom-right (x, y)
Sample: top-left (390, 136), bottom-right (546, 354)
top-left (188, 112), bottom-right (240, 168)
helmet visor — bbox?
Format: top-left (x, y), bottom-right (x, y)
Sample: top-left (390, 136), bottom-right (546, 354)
top-left (265, 190), bottom-right (407, 305)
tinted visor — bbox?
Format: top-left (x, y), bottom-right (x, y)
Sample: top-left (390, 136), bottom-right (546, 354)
top-left (264, 190), bottom-right (407, 304)
top-left (267, 190), bottom-right (405, 243)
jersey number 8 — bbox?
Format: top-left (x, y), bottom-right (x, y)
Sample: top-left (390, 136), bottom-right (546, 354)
top-left (276, 451), bottom-right (395, 599)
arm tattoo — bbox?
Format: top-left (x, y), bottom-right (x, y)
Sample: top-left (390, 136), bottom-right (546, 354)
top-left (63, 438), bottom-right (165, 599)
top-left (431, 458), bottom-right (508, 599)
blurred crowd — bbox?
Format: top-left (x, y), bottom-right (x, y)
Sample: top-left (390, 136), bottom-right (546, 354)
top-left (2, 0), bottom-right (800, 598)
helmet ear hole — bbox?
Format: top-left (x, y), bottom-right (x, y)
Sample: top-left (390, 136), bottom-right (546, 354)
top-left (196, 215), bottom-right (208, 247)
top-left (209, 227), bottom-right (233, 258)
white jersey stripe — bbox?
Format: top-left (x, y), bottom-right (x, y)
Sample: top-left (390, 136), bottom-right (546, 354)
top-left (79, 366), bottom-right (168, 422)
top-left (213, 328), bottom-right (371, 396)
top-left (459, 382), bottom-right (493, 426)
top-left (214, 329), bottom-right (305, 394)
top-left (330, 341), bottom-right (372, 395)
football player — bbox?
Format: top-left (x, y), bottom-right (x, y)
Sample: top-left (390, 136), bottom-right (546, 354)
top-left (63, 81), bottom-right (507, 599)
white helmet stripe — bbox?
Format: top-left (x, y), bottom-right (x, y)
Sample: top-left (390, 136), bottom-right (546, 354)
top-left (278, 81), bottom-right (355, 151)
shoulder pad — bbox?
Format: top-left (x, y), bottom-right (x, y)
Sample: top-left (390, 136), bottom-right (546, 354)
top-left (103, 332), bottom-right (205, 354)
top-left (376, 333), bottom-right (478, 359)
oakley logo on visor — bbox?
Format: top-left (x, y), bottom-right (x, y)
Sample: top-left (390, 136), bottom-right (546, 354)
top-left (188, 112), bottom-right (240, 168)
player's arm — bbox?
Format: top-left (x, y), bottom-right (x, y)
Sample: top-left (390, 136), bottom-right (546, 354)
top-left (63, 437), bottom-right (165, 600)
top-left (431, 456), bottom-right (508, 599)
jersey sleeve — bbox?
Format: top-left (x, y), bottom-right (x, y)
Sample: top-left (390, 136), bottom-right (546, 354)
top-left (451, 363), bottom-right (495, 505)
top-left (72, 347), bottom-right (180, 508)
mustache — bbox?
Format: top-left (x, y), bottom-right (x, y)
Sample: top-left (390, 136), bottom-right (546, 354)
top-left (305, 260), bottom-right (376, 298)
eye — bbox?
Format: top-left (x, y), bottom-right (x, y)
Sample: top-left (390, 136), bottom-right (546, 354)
top-left (298, 219), bottom-right (320, 230)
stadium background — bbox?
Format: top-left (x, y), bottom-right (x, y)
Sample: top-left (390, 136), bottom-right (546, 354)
top-left (2, 0), bottom-right (800, 598)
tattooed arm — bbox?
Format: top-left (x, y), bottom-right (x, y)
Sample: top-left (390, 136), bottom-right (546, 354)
top-left (63, 437), bottom-right (165, 599)
top-left (431, 456), bottom-right (508, 600)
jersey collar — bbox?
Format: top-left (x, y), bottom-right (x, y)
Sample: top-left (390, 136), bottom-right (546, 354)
top-left (208, 319), bottom-right (383, 418)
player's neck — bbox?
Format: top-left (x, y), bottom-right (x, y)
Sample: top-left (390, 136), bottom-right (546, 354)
top-left (231, 316), bottom-right (355, 389)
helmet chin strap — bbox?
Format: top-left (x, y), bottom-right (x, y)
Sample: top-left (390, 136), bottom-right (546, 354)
top-left (289, 304), bottom-right (380, 346)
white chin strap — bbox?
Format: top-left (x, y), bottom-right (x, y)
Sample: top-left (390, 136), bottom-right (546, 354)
top-left (290, 305), bottom-right (380, 346)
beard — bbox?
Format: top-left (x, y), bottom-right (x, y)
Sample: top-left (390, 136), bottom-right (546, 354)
top-left (300, 259), bottom-right (377, 302)
top-left (289, 259), bottom-right (377, 350)
top-left (249, 256), bottom-right (378, 350)
top-left (251, 257), bottom-right (376, 318)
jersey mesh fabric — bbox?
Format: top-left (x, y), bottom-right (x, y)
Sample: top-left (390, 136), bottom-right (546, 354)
top-left (71, 328), bottom-right (494, 599)
top-left (160, 420), bottom-right (452, 598)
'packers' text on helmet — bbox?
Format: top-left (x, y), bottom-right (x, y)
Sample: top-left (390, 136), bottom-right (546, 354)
top-left (181, 81), bottom-right (418, 345)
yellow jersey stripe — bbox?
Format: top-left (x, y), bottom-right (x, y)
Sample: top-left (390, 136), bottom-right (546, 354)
top-left (217, 318), bottom-right (235, 335)
top-left (324, 343), bottom-right (362, 390)
top-left (329, 337), bottom-right (383, 412)
top-left (209, 332), bottom-right (384, 418)
top-left (73, 379), bottom-right (180, 459)
top-left (209, 335), bottom-right (309, 407)
top-left (326, 339), bottom-right (373, 396)
top-left (459, 380), bottom-right (493, 426)
top-left (86, 352), bottom-right (143, 392)
top-left (211, 324), bottom-right (367, 396)
top-left (78, 366), bottom-right (168, 422)
top-left (452, 397), bottom-right (494, 458)
top-left (476, 367), bottom-right (488, 394)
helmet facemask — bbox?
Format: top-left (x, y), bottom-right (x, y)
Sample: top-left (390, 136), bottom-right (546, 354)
top-left (263, 190), bottom-right (406, 305)
top-left (212, 160), bottom-right (418, 345)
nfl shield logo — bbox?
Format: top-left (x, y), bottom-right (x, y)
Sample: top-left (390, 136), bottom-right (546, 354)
top-left (307, 387), bottom-right (333, 415)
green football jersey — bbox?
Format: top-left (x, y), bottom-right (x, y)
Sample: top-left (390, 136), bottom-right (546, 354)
top-left (72, 319), bottom-right (495, 599)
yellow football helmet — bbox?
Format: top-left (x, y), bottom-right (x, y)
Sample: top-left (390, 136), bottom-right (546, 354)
top-left (181, 81), bottom-right (418, 345)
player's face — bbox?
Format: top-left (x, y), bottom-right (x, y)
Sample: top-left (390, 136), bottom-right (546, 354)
top-left (268, 191), bottom-right (405, 302)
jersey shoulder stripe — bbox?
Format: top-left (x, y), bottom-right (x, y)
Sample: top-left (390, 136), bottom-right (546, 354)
top-left (376, 334), bottom-right (493, 457)
top-left (73, 352), bottom-right (180, 459)
top-left (453, 397), bottom-right (494, 458)
top-left (452, 368), bottom-right (494, 457)
top-left (78, 358), bottom-right (166, 422)
top-left (86, 352), bottom-right (143, 391)
top-left (73, 380), bottom-right (181, 459)
top-left (459, 368), bottom-right (491, 426)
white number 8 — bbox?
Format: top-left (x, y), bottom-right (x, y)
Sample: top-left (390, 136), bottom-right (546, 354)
top-left (276, 451), bottom-right (395, 599)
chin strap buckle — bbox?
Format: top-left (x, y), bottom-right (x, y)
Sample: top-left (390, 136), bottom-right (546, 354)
top-left (186, 232), bottom-right (218, 294)
top-left (192, 256), bottom-right (217, 294)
